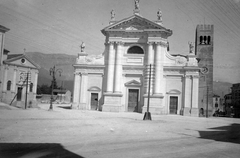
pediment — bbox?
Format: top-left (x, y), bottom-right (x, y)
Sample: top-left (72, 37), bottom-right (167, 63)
top-left (112, 18), bottom-right (156, 30)
top-left (3, 54), bottom-right (40, 69)
top-left (102, 15), bottom-right (172, 35)
top-left (88, 86), bottom-right (101, 92)
top-left (167, 89), bottom-right (181, 95)
top-left (125, 80), bottom-right (141, 87)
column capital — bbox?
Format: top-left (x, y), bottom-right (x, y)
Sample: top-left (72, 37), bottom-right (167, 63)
top-left (185, 75), bottom-right (191, 79)
top-left (108, 41), bottom-right (115, 45)
top-left (81, 72), bottom-right (88, 76)
top-left (104, 41), bottom-right (115, 46)
top-left (116, 41), bottom-right (124, 46)
top-left (155, 41), bottom-right (168, 47)
top-left (74, 72), bottom-right (81, 75)
top-left (192, 75), bottom-right (200, 79)
top-left (147, 41), bottom-right (154, 45)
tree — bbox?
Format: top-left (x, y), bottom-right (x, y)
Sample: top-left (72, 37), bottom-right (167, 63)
top-left (37, 84), bottom-right (51, 94)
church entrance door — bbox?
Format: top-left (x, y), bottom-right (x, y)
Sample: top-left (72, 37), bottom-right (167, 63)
top-left (17, 87), bottom-right (22, 101)
top-left (128, 89), bottom-right (139, 112)
top-left (90, 93), bottom-right (98, 110)
top-left (169, 96), bottom-right (178, 114)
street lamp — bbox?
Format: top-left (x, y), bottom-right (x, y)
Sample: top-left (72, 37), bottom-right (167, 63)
top-left (49, 65), bottom-right (63, 111)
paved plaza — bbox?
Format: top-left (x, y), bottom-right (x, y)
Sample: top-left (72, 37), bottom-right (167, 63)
top-left (0, 103), bottom-right (240, 158)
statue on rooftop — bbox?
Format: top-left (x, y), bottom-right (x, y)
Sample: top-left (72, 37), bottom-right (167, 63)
top-left (188, 42), bottom-right (194, 54)
top-left (80, 42), bottom-right (85, 52)
top-left (111, 9), bottom-right (115, 20)
top-left (134, 0), bottom-right (140, 10)
top-left (157, 9), bottom-right (162, 21)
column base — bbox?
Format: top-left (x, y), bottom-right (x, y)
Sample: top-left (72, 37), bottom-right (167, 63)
top-left (182, 107), bottom-right (191, 116)
top-left (190, 108), bottom-right (199, 117)
top-left (142, 106), bottom-right (167, 115)
top-left (102, 93), bottom-right (123, 112)
top-left (71, 103), bottom-right (79, 109)
top-left (78, 103), bottom-right (87, 110)
top-left (142, 94), bottom-right (166, 115)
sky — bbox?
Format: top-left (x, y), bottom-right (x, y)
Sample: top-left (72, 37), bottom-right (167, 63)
top-left (0, 0), bottom-right (240, 83)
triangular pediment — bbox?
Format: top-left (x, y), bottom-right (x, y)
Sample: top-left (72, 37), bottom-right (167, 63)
top-left (88, 86), bottom-right (101, 92)
top-left (3, 54), bottom-right (40, 69)
top-left (125, 80), bottom-right (141, 87)
top-left (102, 15), bottom-right (172, 34)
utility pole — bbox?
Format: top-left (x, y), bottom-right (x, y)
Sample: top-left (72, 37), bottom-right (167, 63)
top-left (25, 72), bottom-right (29, 109)
top-left (206, 85), bottom-right (209, 118)
top-left (143, 64), bottom-right (152, 120)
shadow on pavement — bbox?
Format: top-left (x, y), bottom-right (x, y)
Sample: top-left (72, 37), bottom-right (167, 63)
top-left (0, 143), bottom-right (84, 158)
top-left (198, 123), bottom-right (240, 144)
top-left (57, 105), bottom-right (72, 109)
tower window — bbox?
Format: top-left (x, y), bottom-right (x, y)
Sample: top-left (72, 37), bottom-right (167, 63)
top-left (200, 36), bottom-right (211, 45)
top-left (127, 46), bottom-right (144, 54)
top-left (204, 36), bottom-right (207, 44)
top-left (30, 83), bottom-right (33, 92)
top-left (200, 36), bottom-right (203, 44)
top-left (207, 36), bottom-right (211, 45)
top-left (7, 80), bottom-right (11, 91)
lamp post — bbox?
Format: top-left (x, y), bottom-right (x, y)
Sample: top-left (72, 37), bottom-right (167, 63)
top-left (49, 65), bottom-right (63, 111)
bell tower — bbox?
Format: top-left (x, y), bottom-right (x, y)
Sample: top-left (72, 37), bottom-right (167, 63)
top-left (195, 24), bottom-right (214, 117)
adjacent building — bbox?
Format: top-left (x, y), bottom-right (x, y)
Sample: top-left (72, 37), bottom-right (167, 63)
top-left (72, 3), bottom-right (202, 116)
top-left (231, 83), bottom-right (240, 118)
top-left (0, 25), bottom-right (40, 108)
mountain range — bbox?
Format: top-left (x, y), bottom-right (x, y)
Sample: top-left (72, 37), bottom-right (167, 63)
top-left (26, 52), bottom-right (233, 97)
top-left (26, 52), bottom-right (76, 92)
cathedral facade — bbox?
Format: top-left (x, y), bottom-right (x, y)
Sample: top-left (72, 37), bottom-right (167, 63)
top-left (73, 5), bottom-right (201, 116)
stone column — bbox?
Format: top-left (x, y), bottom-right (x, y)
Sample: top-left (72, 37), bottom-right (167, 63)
top-left (154, 42), bottom-right (163, 94)
top-left (3, 65), bottom-right (8, 91)
top-left (11, 68), bottom-right (17, 92)
top-left (72, 72), bottom-right (81, 108)
top-left (33, 71), bottom-right (38, 94)
top-left (183, 75), bottom-right (191, 116)
top-left (114, 42), bottom-right (123, 93)
top-left (106, 42), bottom-right (115, 93)
top-left (191, 75), bottom-right (199, 116)
top-left (144, 42), bottom-right (154, 94)
top-left (79, 73), bottom-right (88, 109)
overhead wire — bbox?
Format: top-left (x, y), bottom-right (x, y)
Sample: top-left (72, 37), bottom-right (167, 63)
top-left (0, 3), bottom-right (104, 54)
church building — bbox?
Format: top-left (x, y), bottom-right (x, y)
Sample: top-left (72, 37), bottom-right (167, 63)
top-left (0, 25), bottom-right (40, 108)
top-left (72, 2), bottom-right (201, 116)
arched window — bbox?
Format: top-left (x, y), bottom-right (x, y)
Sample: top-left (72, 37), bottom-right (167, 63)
top-left (7, 80), bottom-right (11, 91)
top-left (30, 83), bottom-right (33, 92)
top-left (200, 36), bottom-right (203, 44)
top-left (207, 36), bottom-right (211, 45)
top-left (127, 46), bottom-right (144, 54)
top-left (203, 36), bottom-right (207, 44)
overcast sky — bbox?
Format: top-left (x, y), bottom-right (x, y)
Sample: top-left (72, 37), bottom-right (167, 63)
top-left (0, 0), bottom-right (240, 83)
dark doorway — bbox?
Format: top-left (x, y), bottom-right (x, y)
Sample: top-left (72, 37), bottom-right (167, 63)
top-left (17, 87), bottom-right (22, 101)
top-left (128, 89), bottom-right (139, 112)
top-left (90, 93), bottom-right (98, 110)
top-left (170, 96), bottom-right (178, 114)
